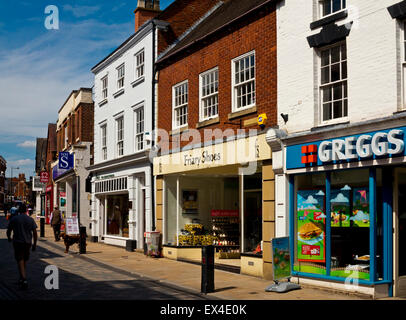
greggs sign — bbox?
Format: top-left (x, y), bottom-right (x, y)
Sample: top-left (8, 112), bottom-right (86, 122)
top-left (286, 127), bottom-right (406, 170)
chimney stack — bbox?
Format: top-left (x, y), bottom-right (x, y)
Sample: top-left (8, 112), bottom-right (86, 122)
top-left (134, 0), bottom-right (161, 32)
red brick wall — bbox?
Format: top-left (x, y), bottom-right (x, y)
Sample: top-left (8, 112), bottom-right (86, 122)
top-left (158, 0), bottom-right (221, 54)
top-left (135, 8), bottom-right (160, 32)
top-left (157, 7), bottom-right (277, 150)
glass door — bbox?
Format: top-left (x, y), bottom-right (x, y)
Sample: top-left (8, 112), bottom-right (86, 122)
top-left (395, 168), bottom-right (406, 297)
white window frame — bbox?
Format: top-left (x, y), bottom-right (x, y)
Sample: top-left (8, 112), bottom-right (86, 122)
top-left (172, 80), bottom-right (189, 130)
top-left (231, 50), bottom-right (256, 113)
top-left (402, 21), bottom-right (406, 110)
top-left (116, 117), bottom-right (124, 157)
top-left (319, 0), bottom-right (346, 18)
top-left (101, 124), bottom-right (107, 161)
top-left (319, 41), bottom-right (348, 125)
top-left (199, 67), bottom-right (219, 122)
top-left (134, 106), bottom-right (145, 152)
top-left (117, 63), bottom-right (125, 90)
top-left (135, 49), bottom-right (145, 80)
top-left (101, 75), bottom-right (108, 100)
top-left (64, 124), bottom-right (68, 149)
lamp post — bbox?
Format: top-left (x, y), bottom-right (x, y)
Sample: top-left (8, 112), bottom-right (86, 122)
top-left (10, 167), bottom-right (19, 202)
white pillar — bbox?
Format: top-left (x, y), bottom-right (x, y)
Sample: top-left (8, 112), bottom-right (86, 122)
top-left (176, 176), bottom-right (180, 246)
top-left (129, 175), bottom-right (137, 241)
top-left (240, 172), bottom-right (244, 252)
top-left (91, 180), bottom-right (98, 238)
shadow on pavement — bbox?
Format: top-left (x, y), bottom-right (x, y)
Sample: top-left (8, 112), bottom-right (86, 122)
top-left (0, 215), bottom-right (200, 300)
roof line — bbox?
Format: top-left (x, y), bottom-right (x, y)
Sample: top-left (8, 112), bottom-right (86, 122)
top-left (157, 1), bottom-right (225, 61)
top-left (157, 0), bottom-right (277, 65)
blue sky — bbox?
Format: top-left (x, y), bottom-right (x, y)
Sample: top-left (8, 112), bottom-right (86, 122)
top-left (0, 0), bottom-right (174, 180)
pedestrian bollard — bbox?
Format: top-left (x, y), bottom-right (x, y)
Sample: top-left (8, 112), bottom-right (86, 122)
top-left (40, 216), bottom-right (45, 238)
top-left (201, 245), bottom-right (215, 294)
top-left (79, 226), bottom-right (86, 254)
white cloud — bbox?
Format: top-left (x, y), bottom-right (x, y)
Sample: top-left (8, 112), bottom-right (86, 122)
top-left (0, 19), bottom-right (132, 139)
top-left (8, 159), bottom-right (34, 167)
top-left (63, 5), bottom-right (101, 18)
top-left (315, 190), bottom-right (325, 196)
top-left (17, 140), bottom-right (36, 148)
top-left (331, 193), bottom-right (350, 203)
top-left (341, 185), bottom-right (352, 191)
top-left (303, 195), bottom-right (319, 205)
top-left (350, 210), bottom-right (370, 221)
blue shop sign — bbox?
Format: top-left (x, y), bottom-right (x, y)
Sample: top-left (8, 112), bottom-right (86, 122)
top-left (286, 126), bottom-right (406, 170)
top-left (58, 152), bottom-right (74, 170)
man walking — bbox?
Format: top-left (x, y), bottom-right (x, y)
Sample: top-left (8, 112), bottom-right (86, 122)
top-left (50, 205), bottom-right (62, 241)
top-left (7, 209), bottom-right (38, 289)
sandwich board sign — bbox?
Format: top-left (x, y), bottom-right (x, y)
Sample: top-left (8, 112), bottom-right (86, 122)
top-left (65, 218), bottom-right (79, 235)
top-left (265, 237), bottom-right (301, 293)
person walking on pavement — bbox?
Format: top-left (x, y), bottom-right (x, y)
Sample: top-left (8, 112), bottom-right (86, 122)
top-left (6, 209), bottom-right (38, 289)
top-left (50, 205), bottom-right (63, 241)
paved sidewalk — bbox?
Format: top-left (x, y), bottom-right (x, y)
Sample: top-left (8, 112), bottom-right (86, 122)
top-left (36, 221), bottom-right (375, 301)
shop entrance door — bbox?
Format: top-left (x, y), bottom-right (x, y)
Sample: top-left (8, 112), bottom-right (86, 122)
top-left (395, 168), bottom-right (406, 297)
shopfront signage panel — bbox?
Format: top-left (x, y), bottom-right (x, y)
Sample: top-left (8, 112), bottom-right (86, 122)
top-left (286, 127), bottom-right (406, 170)
top-left (154, 133), bottom-right (271, 175)
top-left (272, 237), bottom-right (292, 281)
top-left (40, 171), bottom-right (49, 183)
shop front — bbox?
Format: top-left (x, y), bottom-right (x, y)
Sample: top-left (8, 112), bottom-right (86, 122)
top-left (154, 132), bottom-right (275, 279)
top-left (284, 123), bottom-right (406, 297)
top-left (89, 160), bottom-right (152, 250)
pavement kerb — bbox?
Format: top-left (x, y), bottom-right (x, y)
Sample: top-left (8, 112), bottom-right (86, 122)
top-left (39, 237), bottom-right (222, 300)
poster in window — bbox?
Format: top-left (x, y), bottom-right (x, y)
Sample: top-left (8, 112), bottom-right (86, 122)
top-left (297, 190), bottom-right (326, 262)
top-left (331, 186), bottom-right (351, 227)
top-left (351, 188), bottom-right (370, 228)
top-left (182, 190), bottom-right (198, 214)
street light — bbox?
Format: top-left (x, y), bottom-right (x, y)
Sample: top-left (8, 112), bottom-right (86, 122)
top-left (10, 167), bottom-right (19, 202)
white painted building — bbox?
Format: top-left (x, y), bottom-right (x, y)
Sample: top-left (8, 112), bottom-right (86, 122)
top-left (267, 0), bottom-right (406, 298)
top-left (87, 2), bottom-right (168, 249)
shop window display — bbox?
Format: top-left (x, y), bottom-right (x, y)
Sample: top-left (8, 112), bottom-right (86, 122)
top-left (106, 194), bottom-right (129, 238)
top-left (294, 169), bottom-right (386, 280)
top-left (330, 169), bottom-right (370, 280)
top-left (243, 173), bottom-right (262, 254)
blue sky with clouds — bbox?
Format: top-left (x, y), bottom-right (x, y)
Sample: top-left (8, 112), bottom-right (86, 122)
top-left (0, 0), bottom-right (174, 180)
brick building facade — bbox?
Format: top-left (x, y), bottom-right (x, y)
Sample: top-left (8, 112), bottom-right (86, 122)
top-left (153, 0), bottom-right (279, 280)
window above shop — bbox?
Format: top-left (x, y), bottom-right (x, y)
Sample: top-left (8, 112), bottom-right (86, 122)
top-left (320, 41), bottom-right (348, 124)
top-left (232, 51), bottom-right (256, 113)
top-left (172, 80), bottom-right (189, 130)
top-left (320, 0), bottom-right (346, 18)
top-left (199, 67), bottom-right (219, 122)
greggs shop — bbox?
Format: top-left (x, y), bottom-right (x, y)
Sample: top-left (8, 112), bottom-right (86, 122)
top-left (284, 123), bottom-right (406, 298)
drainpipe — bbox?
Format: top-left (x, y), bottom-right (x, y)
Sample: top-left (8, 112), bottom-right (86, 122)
top-left (150, 20), bottom-right (157, 231)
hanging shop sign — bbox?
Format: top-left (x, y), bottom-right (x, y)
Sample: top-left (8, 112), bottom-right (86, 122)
top-left (58, 152), bottom-right (74, 170)
top-left (286, 126), bottom-right (406, 170)
top-left (272, 237), bottom-right (292, 281)
top-left (297, 190), bottom-right (326, 263)
top-left (32, 176), bottom-right (45, 191)
top-left (40, 171), bottom-right (49, 183)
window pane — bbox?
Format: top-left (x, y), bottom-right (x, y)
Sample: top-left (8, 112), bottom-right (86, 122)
top-left (321, 50), bottom-right (330, 67)
top-left (333, 84), bottom-right (342, 100)
top-left (323, 0), bottom-right (331, 16)
top-left (331, 46), bottom-right (340, 63)
top-left (331, 63), bottom-right (340, 82)
top-left (323, 87), bottom-right (332, 103)
top-left (323, 103), bottom-right (332, 121)
top-left (321, 66), bottom-right (330, 84)
top-left (333, 100), bottom-right (342, 119)
top-left (332, 0), bottom-right (341, 12)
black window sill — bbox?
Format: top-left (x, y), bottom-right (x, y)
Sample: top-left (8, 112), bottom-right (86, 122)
top-left (310, 10), bottom-right (348, 30)
top-left (241, 252), bottom-right (263, 258)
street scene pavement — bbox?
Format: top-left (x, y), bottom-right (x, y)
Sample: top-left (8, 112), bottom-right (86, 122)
top-left (0, 212), bottom-right (207, 300)
top-left (0, 211), bottom-right (378, 301)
